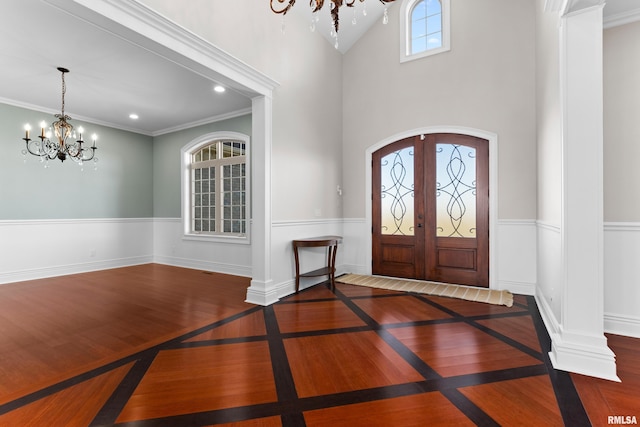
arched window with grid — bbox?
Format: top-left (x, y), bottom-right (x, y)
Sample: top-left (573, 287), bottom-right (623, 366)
top-left (401, 0), bottom-right (450, 62)
top-left (181, 132), bottom-right (250, 243)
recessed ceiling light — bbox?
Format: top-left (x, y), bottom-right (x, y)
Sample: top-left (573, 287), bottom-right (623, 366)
top-left (129, 113), bottom-right (139, 120)
top-left (214, 85), bottom-right (225, 93)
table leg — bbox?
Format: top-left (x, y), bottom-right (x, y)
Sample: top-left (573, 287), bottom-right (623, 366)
top-left (294, 244), bottom-right (300, 292)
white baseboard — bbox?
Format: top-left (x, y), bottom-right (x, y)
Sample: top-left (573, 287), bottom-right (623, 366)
top-left (498, 280), bottom-right (536, 296)
top-left (0, 256), bottom-right (153, 285)
top-left (548, 335), bottom-right (620, 382)
top-left (604, 313), bottom-right (640, 338)
top-left (153, 255), bottom-right (251, 278)
top-left (245, 279), bottom-right (279, 306)
top-left (538, 286), bottom-right (620, 381)
top-left (535, 291), bottom-right (561, 338)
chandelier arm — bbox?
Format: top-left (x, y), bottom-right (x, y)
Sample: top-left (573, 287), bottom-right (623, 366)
top-left (331, 0), bottom-right (341, 32)
top-left (310, 0), bottom-right (323, 13)
top-left (81, 147), bottom-right (97, 162)
top-left (63, 139), bottom-right (98, 163)
top-left (24, 138), bottom-right (58, 159)
top-left (270, 0), bottom-right (295, 14)
top-left (24, 140), bottom-right (47, 158)
top-left (73, 147), bottom-right (97, 163)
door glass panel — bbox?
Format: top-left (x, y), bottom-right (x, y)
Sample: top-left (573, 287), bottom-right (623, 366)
top-left (436, 144), bottom-right (476, 237)
top-left (380, 147), bottom-right (415, 236)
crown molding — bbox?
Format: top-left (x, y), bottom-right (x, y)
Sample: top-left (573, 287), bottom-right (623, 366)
top-left (43, 0), bottom-right (279, 98)
top-left (544, 0), bottom-right (568, 13)
top-left (604, 7), bottom-right (640, 29)
top-left (545, 0), bottom-right (606, 16)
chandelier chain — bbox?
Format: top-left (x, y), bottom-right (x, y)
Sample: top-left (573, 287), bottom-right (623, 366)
top-left (61, 70), bottom-right (66, 118)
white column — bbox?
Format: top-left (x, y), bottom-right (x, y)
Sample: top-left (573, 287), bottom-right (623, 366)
top-left (245, 95), bottom-right (279, 305)
top-left (550, 4), bottom-right (619, 381)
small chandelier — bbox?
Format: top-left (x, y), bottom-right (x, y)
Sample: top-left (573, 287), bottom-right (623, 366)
top-left (22, 67), bottom-right (98, 165)
top-left (271, 0), bottom-right (396, 35)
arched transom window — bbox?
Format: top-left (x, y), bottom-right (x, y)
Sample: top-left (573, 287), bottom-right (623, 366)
top-left (401, 0), bottom-right (450, 62)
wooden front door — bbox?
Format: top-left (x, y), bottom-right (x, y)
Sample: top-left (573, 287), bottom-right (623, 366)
top-left (372, 133), bottom-right (489, 287)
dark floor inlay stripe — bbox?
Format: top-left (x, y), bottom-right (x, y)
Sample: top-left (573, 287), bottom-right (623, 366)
top-left (440, 388), bottom-right (500, 427)
top-left (429, 364), bottom-right (549, 390)
top-left (376, 329), bottom-right (442, 380)
top-left (171, 334), bottom-right (268, 349)
top-left (263, 305), bottom-right (301, 404)
top-left (528, 296), bottom-right (591, 426)
top-left (464, 318), bottom-right (544, 360)
top-left (171, 305), bottom-right (264, 343)
top-left (90, 356), bottom-right (157, 426)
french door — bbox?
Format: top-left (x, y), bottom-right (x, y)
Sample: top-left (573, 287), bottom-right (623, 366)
top-left (372, 133), bottom-right (489, 287)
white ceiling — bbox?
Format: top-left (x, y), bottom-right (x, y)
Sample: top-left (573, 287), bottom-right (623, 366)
top-left (0, 0), bottom-right (252, 136)
top-left (1, 0), bottom-right (638, 137)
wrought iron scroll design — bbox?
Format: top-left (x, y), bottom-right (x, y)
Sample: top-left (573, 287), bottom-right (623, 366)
top-left (436, 144), bottom-right (476, 237)
top-left (381, 148), bottom-right (414, 235)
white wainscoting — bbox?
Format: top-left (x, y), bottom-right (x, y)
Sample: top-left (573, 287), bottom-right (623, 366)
top-left (152, 218), bottom-right (252, 277)
top-left (535, 221), bottom-right (640, 367)
top-left (603, 222), bottom-right (640, 338)
top-left (5, 217), bottom-right (638, 339)
top-left (496, 220), bottom-right (537, 295)
top-left (271, 219), bottom-right (344, 299)
top-left (0, 218), bottom-right (153, 285)
top-left (535, 221), bottom-right (563, 338)
top-left (340, 218), bottom-right (371, 275)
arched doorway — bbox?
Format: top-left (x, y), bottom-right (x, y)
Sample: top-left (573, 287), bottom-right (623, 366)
top-left (372, 133), bottom-right (489, 287)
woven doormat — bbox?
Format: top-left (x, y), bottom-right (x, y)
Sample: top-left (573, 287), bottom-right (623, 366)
top-left (336, 274), bottom-right (513, 307)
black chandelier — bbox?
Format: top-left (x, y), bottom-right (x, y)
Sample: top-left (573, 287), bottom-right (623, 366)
top-left (270, 0), bottom-right (396, 34)
top-left (22, 67), bottom-right (98, 165)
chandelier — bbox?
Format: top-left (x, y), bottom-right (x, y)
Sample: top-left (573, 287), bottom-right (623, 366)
top-left (22, 67), bottom-right (98, 166)
top-left (271, 0), bottom-right (396, 38)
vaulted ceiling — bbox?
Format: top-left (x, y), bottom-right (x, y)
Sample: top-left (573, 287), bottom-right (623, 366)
top-left (0, 0), bottom-right (637, 136)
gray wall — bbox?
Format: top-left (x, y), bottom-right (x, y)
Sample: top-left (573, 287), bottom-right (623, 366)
top-left (604, 20), bottom-right (640, 222)
top-left (342, 0), bottom-right (537, 220)
top-left (535, 0), bottom-right (562, 225)
top-left (0, 102), bottom-right (153, 219)
top-left (152, 114), bottom-right (252, 218)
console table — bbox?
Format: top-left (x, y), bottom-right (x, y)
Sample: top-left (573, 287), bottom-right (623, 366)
top-left (293, 236), bottom-right (342, 292)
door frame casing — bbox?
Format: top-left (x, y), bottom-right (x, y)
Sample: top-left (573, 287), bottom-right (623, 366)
top-left (364, 126), bottom-right (498, 289)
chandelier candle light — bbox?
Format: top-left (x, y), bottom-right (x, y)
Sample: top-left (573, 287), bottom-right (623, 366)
top-left (22, 67), bottom-right (98, 166)
top-left (271, 0), bottom-right (395, 48)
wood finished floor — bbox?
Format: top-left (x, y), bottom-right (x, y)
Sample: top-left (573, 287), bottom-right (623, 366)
top-left (0, 264), bottom-right (637, 426)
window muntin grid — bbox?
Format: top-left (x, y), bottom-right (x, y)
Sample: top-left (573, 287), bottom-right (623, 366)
top-left (411, 0), bottom-right (442, 55)
top-left (401, 0), bottom-right (450, 63)
top-left (190, 140), bottom-right (246, 236)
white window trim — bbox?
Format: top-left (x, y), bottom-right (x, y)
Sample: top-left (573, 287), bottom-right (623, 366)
top-left (400, 0), bottom-right (451, 63)
top-left (181, 131), bottom-right (251, 244)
